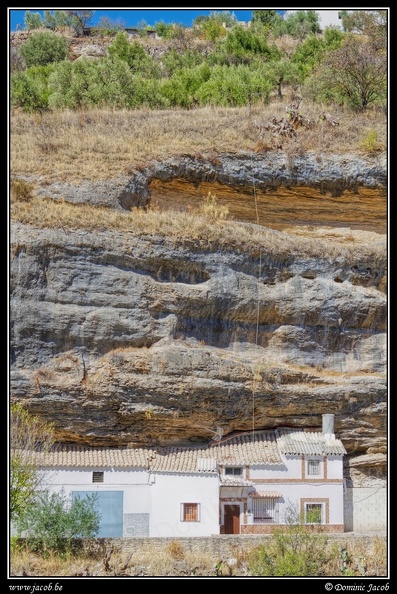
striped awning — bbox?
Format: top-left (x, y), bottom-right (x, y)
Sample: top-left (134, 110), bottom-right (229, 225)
top-left (249, 491), bottom-right (281, 498)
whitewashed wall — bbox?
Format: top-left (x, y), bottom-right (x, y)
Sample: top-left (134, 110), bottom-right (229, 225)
top-left (150, 472), bottom-right (220, 537)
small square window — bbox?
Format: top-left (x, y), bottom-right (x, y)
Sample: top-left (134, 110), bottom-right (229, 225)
top-left (307, 459), bottom-right (320, 476)
top-left (181, 503), bottom-right (200, 522)
top-left (92, 471), bottom-right (104, 483)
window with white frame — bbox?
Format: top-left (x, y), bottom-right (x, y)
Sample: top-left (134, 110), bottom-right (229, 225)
top-left (307, 458), bottom-right (321, 476)
top-left (224, 467), bottom-right (243, 476)
top-left (181, 503), bottom-right (200, 522)
top-left (252, 498), bottom-right (279, 523)
top-left (305, 502), bottom-right (323, 524)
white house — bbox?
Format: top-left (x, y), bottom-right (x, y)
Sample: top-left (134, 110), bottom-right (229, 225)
top-left (31, 414), bottom-right (347, 537)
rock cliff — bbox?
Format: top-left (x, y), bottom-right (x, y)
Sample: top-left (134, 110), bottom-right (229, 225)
top-left (10, 151), bottom-right (387, 486)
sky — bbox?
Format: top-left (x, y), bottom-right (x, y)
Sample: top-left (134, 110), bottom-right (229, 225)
top-left (8, 8), bottom-right (259, 31)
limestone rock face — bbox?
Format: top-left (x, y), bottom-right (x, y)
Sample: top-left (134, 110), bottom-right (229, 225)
top-left (10, 152), bottom-right (387, 485)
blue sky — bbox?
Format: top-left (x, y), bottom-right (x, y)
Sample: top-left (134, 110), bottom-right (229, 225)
top-left (8, 8), bottom-right (261, 31)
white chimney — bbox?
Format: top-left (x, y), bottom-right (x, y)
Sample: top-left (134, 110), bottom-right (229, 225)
top-left (322, 414), bottom-right (335, 440)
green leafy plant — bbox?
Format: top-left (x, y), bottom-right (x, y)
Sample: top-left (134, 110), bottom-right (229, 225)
top-left (360, 129), bottom-right (381, 154)
top-left (19, 31), bottom-right (68, 68)
top-left (15, 489), bottom-right (100, 557)
top-left (248, 504), bottom-right (328, 576)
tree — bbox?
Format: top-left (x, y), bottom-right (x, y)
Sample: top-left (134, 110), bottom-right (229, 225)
top-left (305, 34), bottom-right (387, 111)
top-left (252, 10), bottom-right (280, 29)
top-left (24, 11), bottom-right (43, 30)
top-left (19, 31), bottom-right (68, 67)
top-left (340, 10), bottom-right (387, 52)
top-left (10, 64), bottom-right (54, 111)
top-left (42, 10), bottom-right (68, 31)
top-left (10, 402), bottom-right (54, 522)
top-left (14, 489), bottom-right (100, 557)
top-left (284, 10), bottom-right (321, 40)
top-left (65, 10), bottom-right (94, 36)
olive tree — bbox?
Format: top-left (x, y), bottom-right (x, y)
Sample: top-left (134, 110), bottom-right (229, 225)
top-left (10, 402), bottom-right (54, 522)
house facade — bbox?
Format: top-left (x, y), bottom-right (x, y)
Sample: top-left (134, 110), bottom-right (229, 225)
top-left (32, 414), bottom-right (347, 537)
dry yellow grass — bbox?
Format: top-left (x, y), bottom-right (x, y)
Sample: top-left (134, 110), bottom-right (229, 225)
top-left (10, 102), bottom-right (386, 184)
top-left (10, 195), bottom-right (385, 265)
top-left (10, 536), bottom-right (387, 577)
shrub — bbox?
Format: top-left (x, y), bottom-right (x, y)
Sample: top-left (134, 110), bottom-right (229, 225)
top-left (10, 64), bottom-right (54, 111)
top-left (359, 129), bottom-right (382, 154)
top-left (248, 505), bottom-right (329, 576)
top-left (15, 489), bottom-right (100, 557)
top-left (19, 31), bottom-right (68, 68)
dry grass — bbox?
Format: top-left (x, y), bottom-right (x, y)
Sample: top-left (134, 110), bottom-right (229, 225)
top-left (10, 194), bottom-right (384, 266)
top-left (10, 536), bottom-right (387, 577)
top-left (10, 101), bottom-right (386, 185)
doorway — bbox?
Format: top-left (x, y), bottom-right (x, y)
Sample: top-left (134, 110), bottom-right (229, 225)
top-left (224, 504), bottom-right (240, 534)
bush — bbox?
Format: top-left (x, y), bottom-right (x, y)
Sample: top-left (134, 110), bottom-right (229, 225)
top-left (10, 64), bottom-right (54, 111)
top-left (15, 489), bottom-right (100, 557)
top-left (248, 525), bottom-right (329, 576)
top-left (19, 31), bottom-right (68, 67)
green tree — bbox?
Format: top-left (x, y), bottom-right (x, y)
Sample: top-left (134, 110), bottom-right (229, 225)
top-left (42, 10), bottom-right (68, 31)
top-left (283, 10), bottom-right (321, 40)
top-left (108, 32), bottom-right (160, 77)
top-left (64, 10), bottom-right (94, 36)
top-left (24, 11), bottom-right (43, 30)
top-left (10, 403), bottom-right (54, 522)
top-left (290, 34), bottom-right (327, 81)
top-left (340, 10), bottom-right (387, 52)
top-left (14, 489), bottom-right (100, 557)
top-left (19, 31), bottom-right (68, 68)
top-left (48, 57), bottom-right (136, 109)
top-left (304, 34), bottom-right (387, 111)
top-left (252, 10), bottom-right (281, 29)
top-left (248, 504), bottom-right (328, 576)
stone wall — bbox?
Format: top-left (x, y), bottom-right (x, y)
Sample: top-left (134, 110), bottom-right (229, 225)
top-left (83, 534), bottom-right (386, 559)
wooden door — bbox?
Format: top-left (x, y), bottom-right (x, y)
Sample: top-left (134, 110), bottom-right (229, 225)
top-left (224, 504), bottom-right (240, 534)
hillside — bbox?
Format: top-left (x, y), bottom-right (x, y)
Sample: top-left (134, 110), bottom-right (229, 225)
top-left (10, 26), bottom-right (388, 492)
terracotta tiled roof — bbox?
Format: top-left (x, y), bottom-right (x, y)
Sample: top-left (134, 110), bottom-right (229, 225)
top-left (30, 446), bottom-right (157, 469)
top-left (31, 428), bottom-right (345, 472)
top-left (276, 429), bottom-right (347, 456)
top-left (213, 430), bottom-right (282, 465)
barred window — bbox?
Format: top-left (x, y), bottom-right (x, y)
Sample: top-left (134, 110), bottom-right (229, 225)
top-left (307, 459), bottom-right (320, 475)
top-left (252, 498), bottom-right (278, 523)
top-left (181, 503), bottom-right (200, 522)
top-left (224, 467), bottom-right (243, 476)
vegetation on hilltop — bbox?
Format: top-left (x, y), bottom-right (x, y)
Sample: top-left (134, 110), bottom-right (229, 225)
top-left (10, 9), bottom-right (387, 113)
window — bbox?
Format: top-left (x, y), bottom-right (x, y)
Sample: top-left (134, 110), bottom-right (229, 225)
top-left (307, 459), bottom-right (320, 476)
top-left (224, 467), bottom-right (243, 476)
top-left (181, 503), bottom-right (200, 522)
top-left (305, 503), bottom-right (323, 524)
top-left (252, 498), bottom-right (278, 523)
top-left (92, 471), bottom-right (104, 483)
